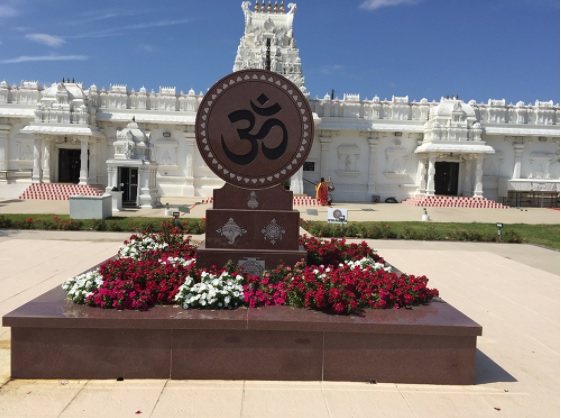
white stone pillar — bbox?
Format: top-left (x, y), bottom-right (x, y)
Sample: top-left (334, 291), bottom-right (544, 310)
top-left (512, 142), bottom-right (524, 179)
top-left (473, 154), bottom-right (484, 197)
top-left (183, 130), bottom-right (195, 196)
top-left (88, 140), bottom-right (98, 184)
top-left (32, 137), bottom-right (42, 183)
top-left (319, 134), bottom-right (331, 181)
top-left (42, 139), bottom-right (52, 183)
top-left (426, 154), bottom-right (436, 196)
top-left (79, 138), bottom-right (88, 184)
top-left (289, 166), bottom-right (304, 194)
top-left (367, 136), bottom-right (379, 195)
top-left (0, 125), bottom-right (10, 174)
top-left (105, 166), bottom-right (118, 192)
top-left (416, 158), bottom-right (426, 194)
top-left (463, 156), bottom-right (473, 196)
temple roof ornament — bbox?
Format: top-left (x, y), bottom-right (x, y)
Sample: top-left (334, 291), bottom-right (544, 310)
top-left (236, 2), bottom-right (306, 93)
top-left (251, 1), bottom-right (287, 13)
top-left (114, 118), bottom-right (152, 161)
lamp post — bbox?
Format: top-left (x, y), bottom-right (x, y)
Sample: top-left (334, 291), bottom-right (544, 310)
top-left (496, 222), bottom-right (503, 237)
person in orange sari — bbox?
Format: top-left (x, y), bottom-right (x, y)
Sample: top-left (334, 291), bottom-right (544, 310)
top-left (315, 176), bottom-right (331, 206)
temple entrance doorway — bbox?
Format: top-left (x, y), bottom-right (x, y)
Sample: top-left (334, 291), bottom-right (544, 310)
top-left (118, 167), bottom-right (138, 206)
top-left (58, 149), bottom-right (81, 183)
top-left (435, 162), bottom-right (459, 196)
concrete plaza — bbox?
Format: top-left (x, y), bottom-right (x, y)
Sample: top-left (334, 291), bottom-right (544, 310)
top-left (0, 197), bottom-right (559, 417)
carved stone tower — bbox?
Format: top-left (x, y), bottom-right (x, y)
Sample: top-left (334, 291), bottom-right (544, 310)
top-left (234, 1), bottom-right (307, 94)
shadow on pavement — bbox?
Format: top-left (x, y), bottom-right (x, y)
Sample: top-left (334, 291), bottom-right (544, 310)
top-left (476, 349), bottom-right (517, 384)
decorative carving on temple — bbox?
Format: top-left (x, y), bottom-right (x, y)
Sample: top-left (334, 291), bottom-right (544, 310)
top-left (261, 218), bottom-right (285, 244)
top-left (114, 118), bottom-right (152, 161)
top-left (32, 80), bottom-right (96, 125)
top-left (235, 1), bottom-right (306, 93)
top-left (153, 133), bottom-right (179, 167)
top-left (247, 191), bottom-right (259, 208)
top-left (217, 218), bottom-right (248, 244)
top-left (17, 139), bottom-right (34, 161)
top-left (384, 139), bottom-right (411, 179)
top-left (238, 257), bottom-right (266, 276)
top-left (336, 144), bottom-right (360, 177)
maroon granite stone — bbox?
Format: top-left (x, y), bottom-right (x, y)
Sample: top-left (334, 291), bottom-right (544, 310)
top-left (213, 183), bottom-right (293, 211)
top-left (3, 285), bottom-right (482, 384)
top-left (194, 70), bottom-right (313, 273)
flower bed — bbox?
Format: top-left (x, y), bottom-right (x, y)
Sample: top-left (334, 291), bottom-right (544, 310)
top-left (62, 223), bottom-right (439, 315)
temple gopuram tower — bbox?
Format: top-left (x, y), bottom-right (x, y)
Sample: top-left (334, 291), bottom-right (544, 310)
top-left (234, 1), bottom-right (307, 94)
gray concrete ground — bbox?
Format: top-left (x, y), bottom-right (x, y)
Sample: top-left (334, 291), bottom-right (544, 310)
top-left (0, 196), bottom-right (559, 225)
top-left (0, 196), bottom-right (559, 417)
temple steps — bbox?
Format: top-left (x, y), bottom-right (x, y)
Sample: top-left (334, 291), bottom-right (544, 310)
top-left (19, 183), bottom-right (106, 200)
top-left (201, 195), bottom-right (321, 206)
top-left (401, 195), bottom-right (509, 209)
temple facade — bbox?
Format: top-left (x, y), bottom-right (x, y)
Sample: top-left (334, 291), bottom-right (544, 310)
top-left (0, 1), bottom-right (559, 207)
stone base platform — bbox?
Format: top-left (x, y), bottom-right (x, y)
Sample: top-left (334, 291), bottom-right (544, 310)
top-left (3, 286), bottom-right (482, 385)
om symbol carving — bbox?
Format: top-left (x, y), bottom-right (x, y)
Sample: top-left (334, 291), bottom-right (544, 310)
top-left (221, 93), bottom-right (288, 166)
top-left (195, 69), bottom-right (314, 189)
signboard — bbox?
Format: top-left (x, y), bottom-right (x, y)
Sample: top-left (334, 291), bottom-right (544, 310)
top-left (327, 208), bottom-right (348, 224)
top-left (195, 69), bottom-right (314, 189)
top-left (178, 205), bottom-right (190, 213)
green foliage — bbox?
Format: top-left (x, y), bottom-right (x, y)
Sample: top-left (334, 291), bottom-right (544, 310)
top-left (0, 214), bottom-right (207, 234)
top-left (299, 221), bottom-right (559, 250)
top-left (1, 214), bottom-right (557, 249)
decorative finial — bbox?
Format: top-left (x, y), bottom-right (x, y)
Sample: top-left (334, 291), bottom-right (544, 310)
top-left (261, 1), bottom-right (265, 12)
top-left (254, 0), bottom-right (259, 11)
top-left (280, 1), bottom-right (284, 13)
top-left (267, 1), bottom-right (272, 12)
top-left (274, 1), bottom-right (278, 13)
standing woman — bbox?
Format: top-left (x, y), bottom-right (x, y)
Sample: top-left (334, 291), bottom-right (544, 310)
top-left (315, 176), bottom-right (331, 206)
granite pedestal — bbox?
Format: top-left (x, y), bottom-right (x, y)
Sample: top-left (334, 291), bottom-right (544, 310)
top-left (3, 285), bottom-right (482, 384)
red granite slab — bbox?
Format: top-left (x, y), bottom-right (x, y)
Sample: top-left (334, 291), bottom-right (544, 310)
top-left (3, 285), bottom-right (482, 384)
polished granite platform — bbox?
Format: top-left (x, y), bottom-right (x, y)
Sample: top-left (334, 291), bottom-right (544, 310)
top-left (3, 284), bottom-right (482, 385)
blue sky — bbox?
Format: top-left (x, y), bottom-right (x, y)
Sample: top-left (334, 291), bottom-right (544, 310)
top-left (0, 0), bottom-right (558, 104)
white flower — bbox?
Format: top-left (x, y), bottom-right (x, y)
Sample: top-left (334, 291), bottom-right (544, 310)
top-left (174, 271), bottom-right (244, 310)
top-left (62, 270), bottom-right (104, 304)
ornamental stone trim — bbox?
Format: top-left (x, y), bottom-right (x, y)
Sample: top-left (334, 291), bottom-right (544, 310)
top-left (261, 218), bottom-right (285, 245)
top-left (216, 218), bottom-right (247, 245)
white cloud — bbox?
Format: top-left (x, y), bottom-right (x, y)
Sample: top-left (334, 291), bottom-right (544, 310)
top-left (25, 33), bottom-right (65, 47)
top-left (360, 0), bottom-right (421, 10)
top-left (69, 18), bottom-right (191, 39)
top-left (320, 64), bottom-right (345, 75)
top-left (0, 4), bottom-right (18, 18)
top-left (1, 54), bottom-right (88, 64)
top-left (120, 18), bottom-right (192, 31)
top-left (138, 44), bottom-right (154, 52)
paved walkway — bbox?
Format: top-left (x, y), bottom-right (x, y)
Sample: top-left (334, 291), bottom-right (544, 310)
top-left (0, 197), bottom-right (559, 417)
top-left (0, 197), bottom-right (559, 224)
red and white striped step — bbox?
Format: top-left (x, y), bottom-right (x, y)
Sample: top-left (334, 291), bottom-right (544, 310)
top-left (19, 183), bottom-right (106, 201)
top-left (401, 195), bottom-right (509, 209)
top-left (200, 196), bottom-right (320, 206)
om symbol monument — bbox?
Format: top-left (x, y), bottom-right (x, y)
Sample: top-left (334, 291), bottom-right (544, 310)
top-left (195, 69), bottom-right (314, 274)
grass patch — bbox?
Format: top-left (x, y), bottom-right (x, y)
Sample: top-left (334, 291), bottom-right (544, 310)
top-left (299, 219), bottom-right (560, 250)
top-left (0, 214), bottom-right (206, 234)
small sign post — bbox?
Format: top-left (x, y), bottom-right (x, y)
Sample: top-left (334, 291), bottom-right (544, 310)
top-left (327, 208), bottom-right (348, 225)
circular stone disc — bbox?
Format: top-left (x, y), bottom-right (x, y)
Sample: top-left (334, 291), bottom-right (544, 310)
top-left (195, 69), bottom-right (314, 189)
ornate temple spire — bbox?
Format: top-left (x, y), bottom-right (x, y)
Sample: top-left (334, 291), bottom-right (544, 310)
top-left (235, 2), bottom-right (306, 93)
top-left (253, 0), bottom-right (286, 14)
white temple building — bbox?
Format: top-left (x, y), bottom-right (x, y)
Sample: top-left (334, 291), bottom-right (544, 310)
top-left (0, 1), bottom-right (559, 208)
